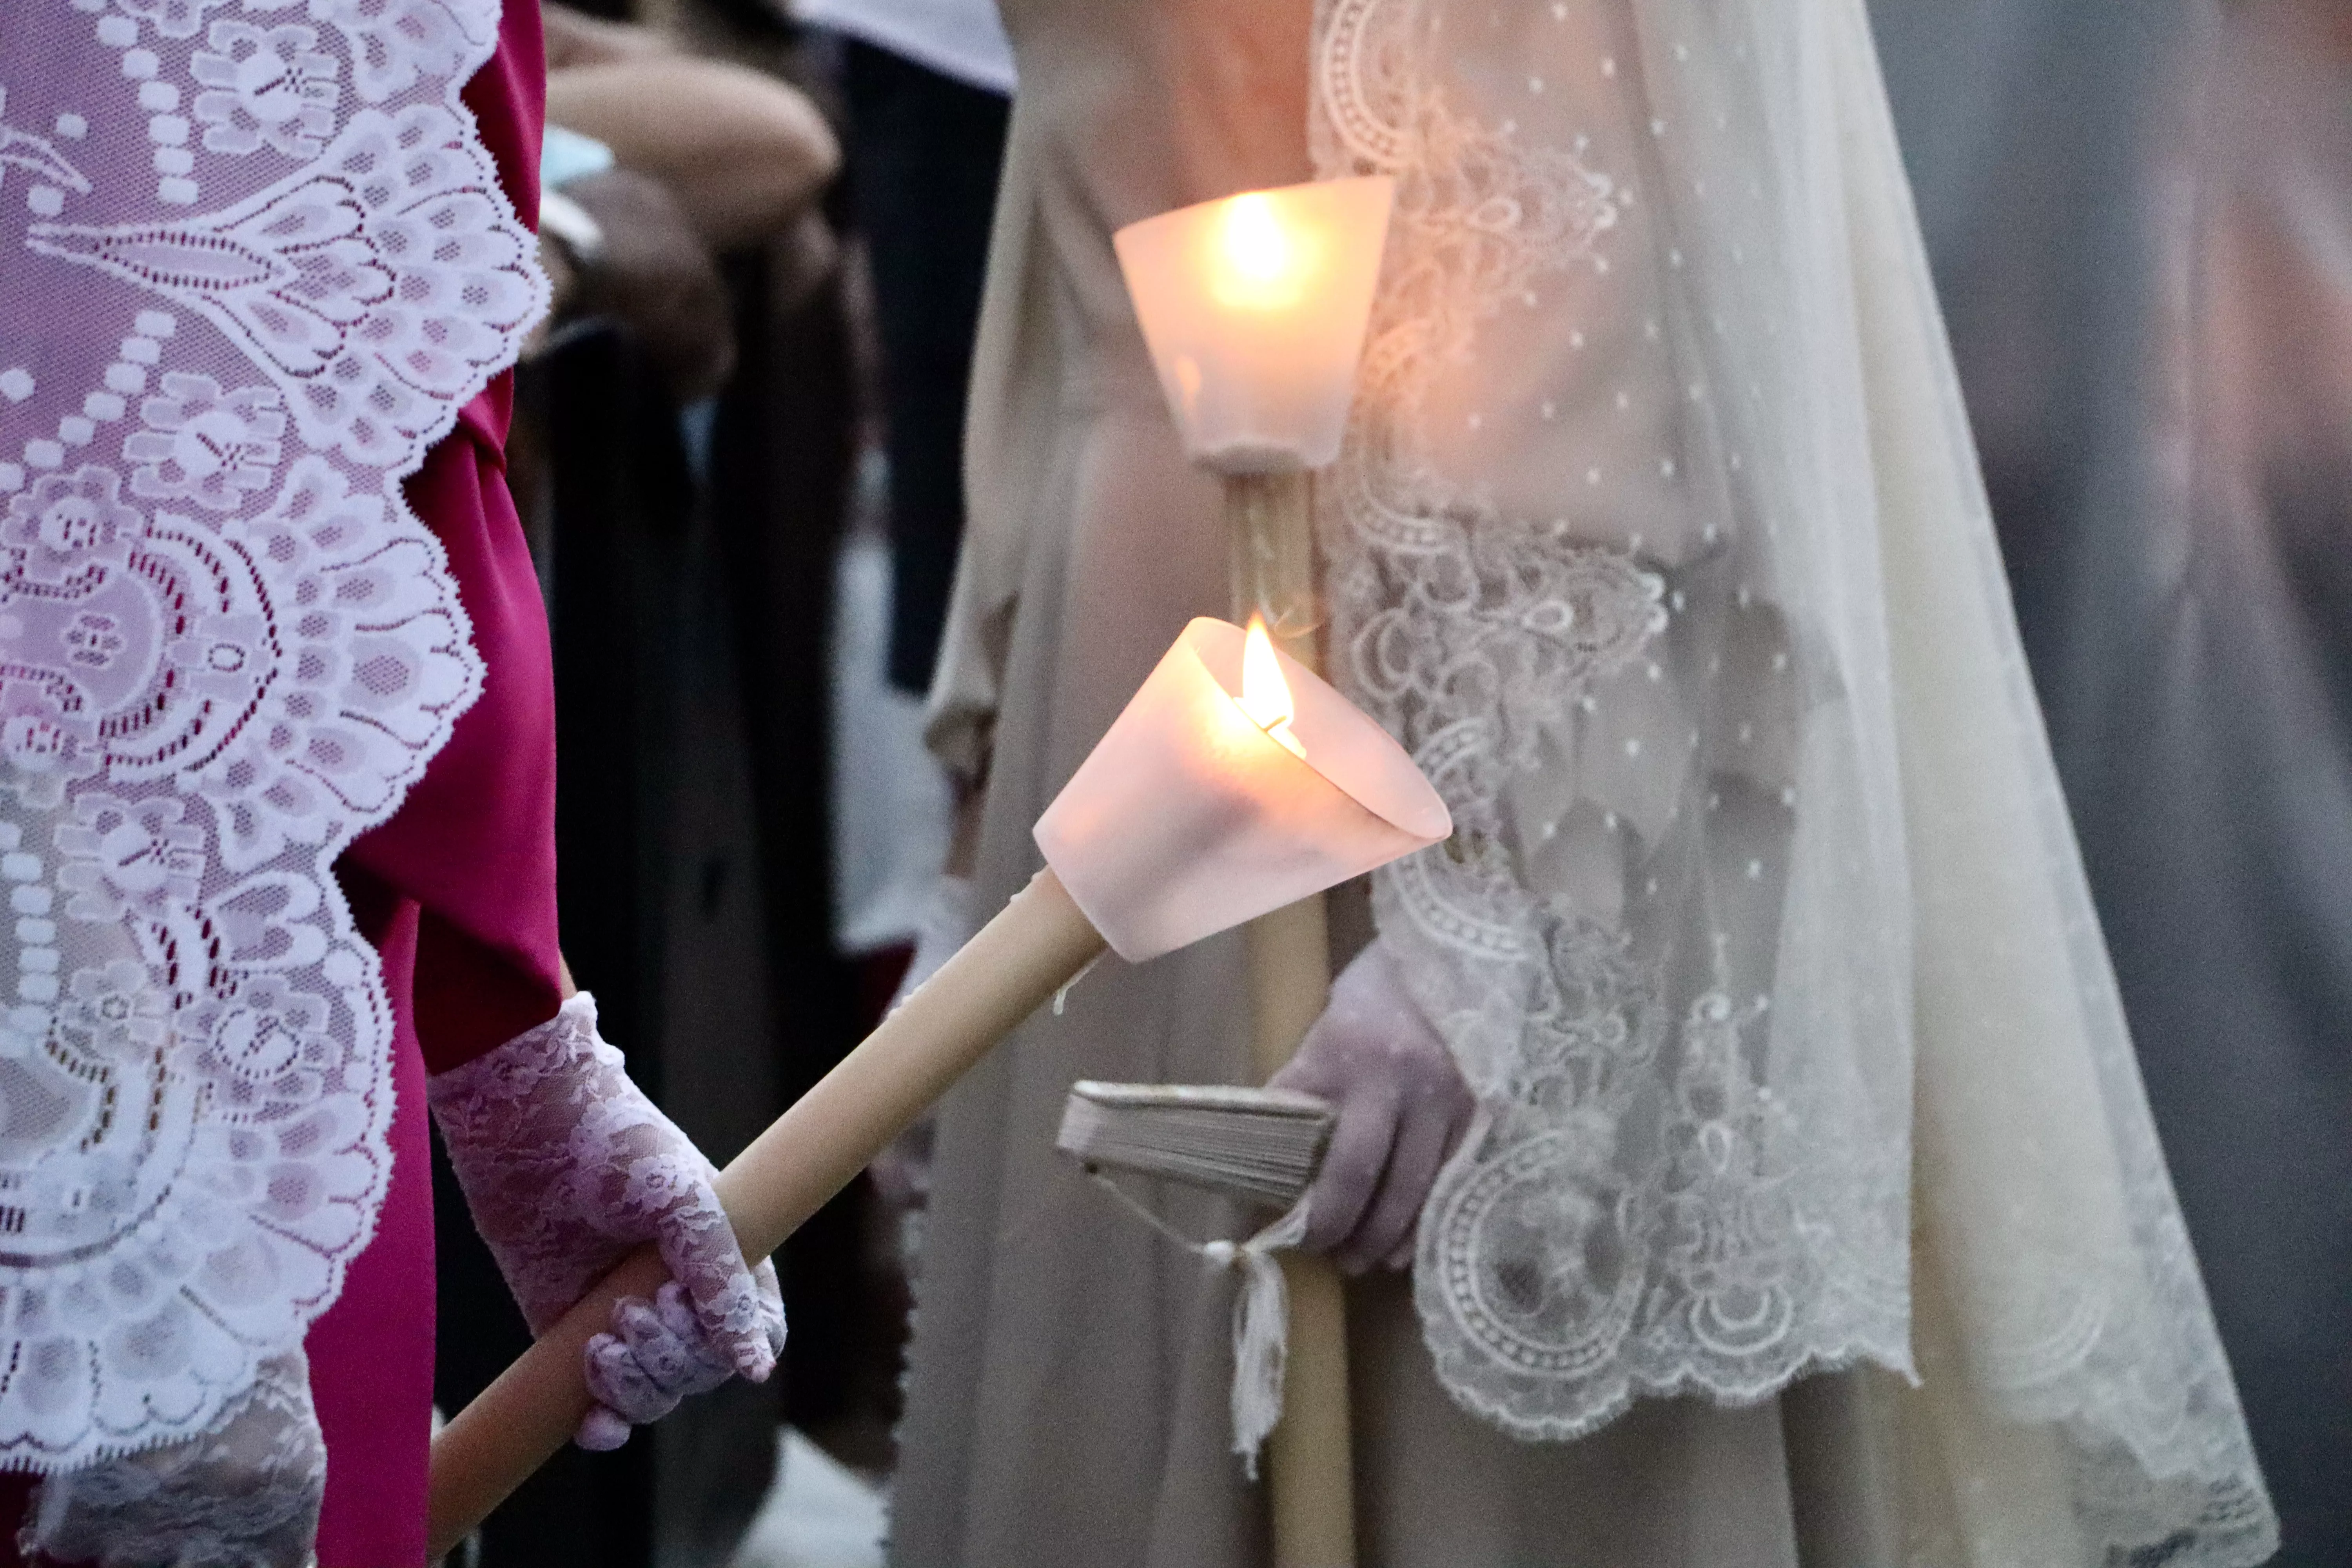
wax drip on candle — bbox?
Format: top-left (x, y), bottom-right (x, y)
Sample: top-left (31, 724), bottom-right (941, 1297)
top-left (1238, 615), bottom-right (1308, 759)
top-left (1052, 953), bottom-right (1105, 1016)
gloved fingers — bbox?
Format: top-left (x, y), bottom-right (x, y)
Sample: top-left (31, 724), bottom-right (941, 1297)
top-left (577, 1282), bottom-right (737, 1445)
top-left (575, 1405), bottom-right (636, 1452)
top-left (1265, 1022), bottom-right (1344, 1102)
top-left (1298, 1080), bottom-right (1402, 1255)
top-left (579, 1324), bottom-right (683, 1436)
top-left (751, 1256), bottom-right (787, 1366)
top-left (649, 1179), bottom-right (775, 1382)
top-left (634, 1281), bottom-right (737, 1392)
top-left (1383, 1229), bottom-right (1417, 1274)
top-left (1382, 1094), bottom-right (1473, 1272)
top-left (1339, 1075), bottom-right (1469, 1273)
top-left (1345, 1044), bottom-right (1468, 1279)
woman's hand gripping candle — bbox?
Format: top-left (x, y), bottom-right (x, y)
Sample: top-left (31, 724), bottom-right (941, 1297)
top-left (428, 994), bottom-right (788, 1450)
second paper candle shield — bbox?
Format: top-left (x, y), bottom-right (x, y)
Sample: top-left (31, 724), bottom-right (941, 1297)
top-left (1114, 176), bottom-right (1394, 475)
top-left (1035, 617), bottom-right (1451, 962)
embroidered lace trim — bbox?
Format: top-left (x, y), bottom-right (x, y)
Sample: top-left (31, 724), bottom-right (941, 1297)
top-left (0, 0), bottom-right (544, 1466)
top-left (1310, 0), bottom-right (1915, 1444)
top-left (1307, 0), bottom-right (2275, 1561)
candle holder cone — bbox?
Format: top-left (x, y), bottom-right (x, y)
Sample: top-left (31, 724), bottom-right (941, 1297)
top-left (1113, 176), bottom-right (1395, 475)
top-left (1034, 618), bottom-right (1448, 964)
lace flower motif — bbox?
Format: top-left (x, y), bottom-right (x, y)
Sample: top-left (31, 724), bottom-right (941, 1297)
top-left (58, 960), bottom-right (170, 1061)
top-left (312, 0), bottom-right (482, 104)
top-left (54, 794), bottom-right (207, 922)
top-left (192, 977), bottom-right (334, 1117)
top-left (192, 22), bottom-right (343, 159)
top-left (124, 374), bottom-right (287, 509)
top-left (0, 691), bottom-right (100, 811)
top-left (3, 465), bottom-right (142, 576)
top-left (115, 0), bottom-right (237, 43)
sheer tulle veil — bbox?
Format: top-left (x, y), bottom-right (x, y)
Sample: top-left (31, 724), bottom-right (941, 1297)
top-left (1306, 0), bottom-right (2275, 1559)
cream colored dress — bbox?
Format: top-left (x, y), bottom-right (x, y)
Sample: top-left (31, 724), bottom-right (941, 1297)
top-left (896, 0), bottom-right (2274, 1563)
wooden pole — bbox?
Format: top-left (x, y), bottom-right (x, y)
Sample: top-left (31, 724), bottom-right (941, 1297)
top-left (1227, 471), bottom-right (1357, 1568)
top-left (425, 868), bottom-right (1106, 1561)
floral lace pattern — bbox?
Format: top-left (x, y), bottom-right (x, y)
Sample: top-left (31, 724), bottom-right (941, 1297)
top-left (22, 1350), bottom-right (323, 1568)
top-left (1309, 0), bottom-right (1915, 1442)
top-left (428, 994), bottom-right (784, 1383)
top-left (1308, 0), bottom-right (2274, 1561)
top-left (0, 0), bottom-right (543, 1470)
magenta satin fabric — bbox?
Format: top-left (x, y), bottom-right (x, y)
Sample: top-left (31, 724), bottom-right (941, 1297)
top-left (310, 3), bottom-right (561, 1560)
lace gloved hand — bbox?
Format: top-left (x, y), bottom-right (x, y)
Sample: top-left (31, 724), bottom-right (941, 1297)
top-left (428, 993), bottom-right (785, 1448)
top-left (24, 1350), bottom-right (324, 1568)
top-left (1270, 940), bottom-right (1475, 1274)
top-left (573, 1276), bottom-right (780, 1451)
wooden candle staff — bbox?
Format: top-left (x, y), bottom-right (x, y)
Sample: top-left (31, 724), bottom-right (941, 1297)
top-left (1236, 632), bottom-right (1356, 1568)
top-left (1116, 176), bottom-right (1397, 1568)
top-left (425, 618), bottom-right (1446, 1559)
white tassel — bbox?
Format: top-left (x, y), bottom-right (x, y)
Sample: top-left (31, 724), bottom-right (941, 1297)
top-left (1081, 1173), bottom-right (1314, 1479)
top-left (1203, 1201), bottom-right (1310, 1479)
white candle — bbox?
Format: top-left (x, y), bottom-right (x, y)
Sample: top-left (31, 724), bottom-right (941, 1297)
top-left (426, 615), bottom-right (1445, 1556)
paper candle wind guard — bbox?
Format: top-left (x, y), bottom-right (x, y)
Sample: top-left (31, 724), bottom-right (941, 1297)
top-left (1114, 176), bottom-right (1395, 476)
top-left (1036, 618), bottom-right (1451, 963)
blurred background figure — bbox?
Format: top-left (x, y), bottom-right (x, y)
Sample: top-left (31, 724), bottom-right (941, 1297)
top-left (440, 1), bottom-right (1010, 1563)
top-left (1874, 1), bottom-right (2352, 1561)
top-left (786, 0), bottom-right (1018, 1364)
top-left (798, 0), bottom-right (1014, 697)
top-left (434, 6), bottom-right (873, 1566)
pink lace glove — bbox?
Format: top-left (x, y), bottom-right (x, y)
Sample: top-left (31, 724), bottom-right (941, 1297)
top-left (23, 1350), bottom-right (323, 1568)
top-left (1269, 941), bottom-right (1475, 1274)
top-left (428, 993), bottom-right (786, 1446)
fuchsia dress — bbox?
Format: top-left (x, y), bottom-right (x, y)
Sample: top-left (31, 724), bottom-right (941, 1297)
top-left (0, 4), bottom-right (557, 1563)
top-left (313, 5), bottom-right (564, 1556)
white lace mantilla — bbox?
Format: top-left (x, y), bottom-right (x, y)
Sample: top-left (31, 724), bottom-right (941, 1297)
top-left (1312, 0), bottom-right (1916, 1440)
top-left (0, 0), bottom-right (543, 1468)
top-left (1308, 0), bottom-right (2274, 1561)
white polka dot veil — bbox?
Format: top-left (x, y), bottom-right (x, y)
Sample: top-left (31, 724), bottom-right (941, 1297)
top-left (1308, 0), bottom-right (2275, 1559)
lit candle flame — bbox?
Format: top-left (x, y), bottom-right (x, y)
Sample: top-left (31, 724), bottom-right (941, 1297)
top-left (1211, 193), bottom-right (1310, 312)
top-left (1238, 615), bottom-right (1308, 759)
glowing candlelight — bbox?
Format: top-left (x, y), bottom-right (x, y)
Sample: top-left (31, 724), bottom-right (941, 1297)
top-left (1212, 194), bottom-right (1313, 312)
top-left (1239, 615), bottom-right (1307, 759)
top-left (1115, 177), bottom-right (1394, 475)
top-left (1034, 618), bottom-right (1446, 963)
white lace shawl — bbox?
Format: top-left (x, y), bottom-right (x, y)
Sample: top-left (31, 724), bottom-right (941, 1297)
top-left (1308, 0), bottom-right (2276, 1560)
top-left (0, 0), bottom-right (543, 1468)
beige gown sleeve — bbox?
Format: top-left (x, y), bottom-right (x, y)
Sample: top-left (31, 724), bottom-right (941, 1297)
top-left (924, 109), bottom-right (1056, 782)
